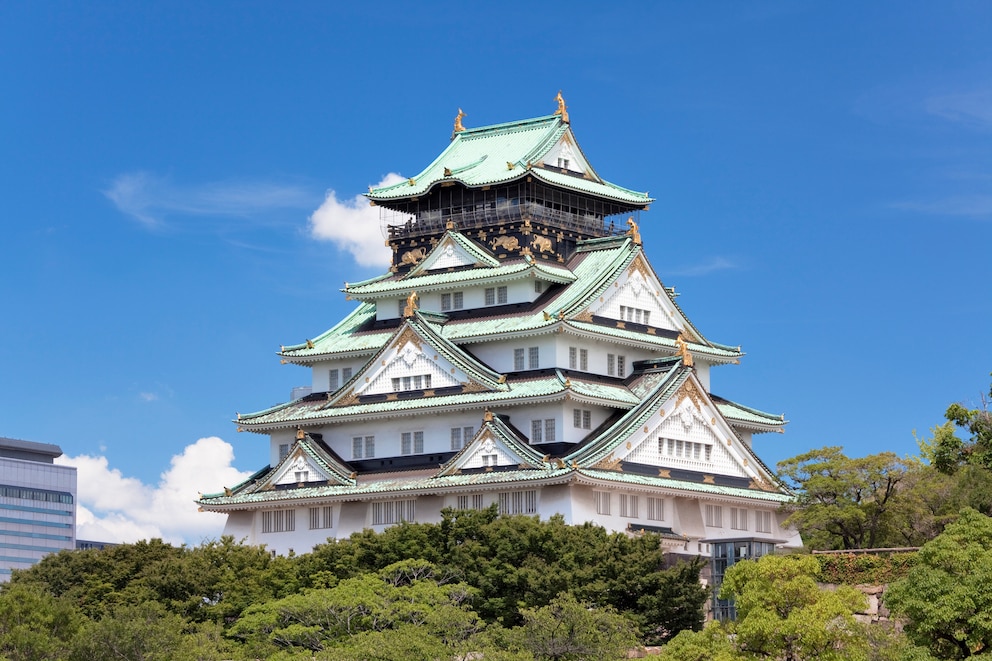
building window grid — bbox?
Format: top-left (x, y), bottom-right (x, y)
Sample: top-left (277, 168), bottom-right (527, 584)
top-left (573, 409), bottom-right (591, 429)
top-left (309, 506), bottom-right (333, 530)
top-left (513, 348), bottom-right (525, 370)
top-left (498, 490), bottom-right (537, 515)
top-left (261, 509), bottom-right (296, 534)
top-left (391, 374), bottom-right (432, 392)
top-left (756, 510), bottom-right (773, 534)
top-left (619, 305), bottom-right (651, 325)
top-left (620, 493), bottom-right (638, 518)
top-left (594, 491), bottom-right (611, 515)
top-left (731, 507), bottom-right (748, 531)
top-left (353, 435), bottom-right (375, 459)
top-left (456, 494), bottom-right (484, 510)
top-left (530, 418), bottom-right (556, 443)
top-left (647, 497), bottom-right (665, 521)
top-left (450, 426), bottom-right (474, 451)
top-left (705, 504), bottom-right (723, 528)
top-left (371, 499), bottom-right (416, 525)
top-left (662, 438), bottom-right (713, 462)
top-left (401, 431), bottom-right (424, 455)
top-left (528, 346), bottom-right (539, 369)
top-left (441, 292), bottom-right (464, 311)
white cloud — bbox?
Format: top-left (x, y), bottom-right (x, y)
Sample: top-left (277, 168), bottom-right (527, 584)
top-left (138, 392), bottom-right (159, 402)
top-left (308, 173), bottom-right (405, 268)
top-left (104, 172), bottom-right (315, 230)
top-left (925, 87), bottom-right (992, 129)
top-left (892, 195), bottom-right (992, 219)
top-left (669, 256), bottom-right (737, 277)
top-left (57, 437), bottom-right (253, 546)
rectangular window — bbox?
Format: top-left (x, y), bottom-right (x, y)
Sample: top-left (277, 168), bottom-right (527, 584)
top-left (643, 311), bottom-right (650, 325)
top-left (635, 309), bottom-right (642, 324)
top-left (453, 292), bottom-right (463, 308)
top-left (400, 431), bottom-right (423, 455)
top-left (594, 491), bottom-right (611, 515)
top-left (342, 367), bottom-right (352, 381)
top-left (279, 444), bottom-right (290, 461)
top-left (398, 299), bottom-right (406, 317)
top-left (582, 410), bottom-right (591, 429)
top-left (497, 286), bottom-right (507, 304)
top-left (705, 504), bottom-right (723, 528)
top-left (661, 438), bottom-right (712, 463)
top-left (647, 497), bottom-right (665, 521)
top-left (514, 348), bottom-right (525, 370)
top-left (485, 287), bottom-right (495, 306)
top-left (451, 427), bottom-right (470, 451)
top-left (572, 409), bottom-right (591, 429)
top-left (329, 369), bottom-right (339, 391)
top-left (528, 346), bottom-right (539, 369)
top-left (441, 293), bottom-right (451, 311)
top-left (498, 490), bottom-right (537, 515)
top-left (372, 499), bottom-right (416, 525)
top-left (580, 349), bottom-right (588, 371)
top-left (531, 419), bottom-right (543, 443)
top-left (731, 507), bottom-right (748, 531)
top-left (394, 375), bottom-right (431, 392)
top-left (535, 281), bottom-right (544, 293)
top-left (756, 510), bottom-right (773, 534)
top-left (353, 436), bottom-right (377, 458)
top-left (309, 506), bottom-right (333, 530)
top-left (261, 509), bottom-right (295, 533)
top-left (620, 493), bottom-right (638, 518)
top-left (569, 347), bottom-right (577, 369)
top-left (617, 355), bottom-right (626, 378)
top-left (607, 354), bottom-right (616, 376)
top-left (544, 419), bottom-right (556, 442)
top-left (573, 409), bottom-right (581, 428)
top-left (294, 470), bottom-right (309, 483)
top-left (456, 495), bottom-right (484, 511)
top-left (482, 453), bottom-right (498, 466)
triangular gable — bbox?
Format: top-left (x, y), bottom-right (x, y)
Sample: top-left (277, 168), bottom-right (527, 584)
top-left (539, 130), bottom-right (595, 178)
top-left (331, 315), bottom-right (506, 402)
top-left (585, 252), bottom-right (700, 341)
top-left (259, 434), bottom-right (355, 490)
top-left (569, 369), bottom-right (780, 488)
top-left (438, 414), bottom-right (549, 476)
top-left (405, 231), bottom-right (499, 276)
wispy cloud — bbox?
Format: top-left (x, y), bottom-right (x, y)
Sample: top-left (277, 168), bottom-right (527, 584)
top-left (891, 195), bottom-right (992, 219)
top-left (925, 87), bottom-right (992, 129)
top-left (668, 256), bottom-right (738, 277)
top-left (138, 392), bottom-right (159, 402)
top-left (308, 173), bottom-right (405, 268)
top-left (104, 172), bottom-right (316, 230)
top-left (56, 437), bottom-right (253, 545)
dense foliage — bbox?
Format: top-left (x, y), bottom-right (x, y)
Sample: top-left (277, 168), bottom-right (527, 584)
top-left (2, 510), bottom-right (706, 659)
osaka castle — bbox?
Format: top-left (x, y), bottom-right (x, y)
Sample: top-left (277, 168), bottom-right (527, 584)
top-left (198, 96), bottom-right (801, 563)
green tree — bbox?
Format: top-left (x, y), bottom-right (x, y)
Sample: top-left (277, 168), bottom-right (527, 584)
top-left (0, 582), bottom-right (83, 661)
top-left (777, 446), bottom-right (911, 549)
top-left (921, 374), bottom-right (992, 474)
top-left (508, 592), bottom-right (639, 661)
top-left (885, 508), bottom-right (992, 659)
top-left (720, 554), bottom-right (869, 661)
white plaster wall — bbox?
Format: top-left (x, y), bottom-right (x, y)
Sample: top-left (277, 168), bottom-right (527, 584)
top-left (310, 359), bottom-right (366, 392)
top-left (465, 335), bottom-right (557, 374)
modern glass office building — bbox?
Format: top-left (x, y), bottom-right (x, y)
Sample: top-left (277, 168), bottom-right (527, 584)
top-left (0, 437), bottom-right (76, 581)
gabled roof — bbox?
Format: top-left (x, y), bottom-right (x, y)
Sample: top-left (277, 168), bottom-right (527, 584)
top-left (712, 395), bottom-right (787, 433)
top-left (404, 230), bottom-right (500, 276)
top-left (564, 364), bottom-right (785, 491)
top-left (366, 114), bottom-right (652, 207)
top-left (235, 371), bottom-right (640, 431)
top-left (437, 414), bottom-right (550, 477)
top-left (345, 256), bottom-right (576, 300)
top-left (203, 433), bottom-right (356, 501)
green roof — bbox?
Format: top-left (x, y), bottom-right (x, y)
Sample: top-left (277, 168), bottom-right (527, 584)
top-left (236, 373), bottom-right (639, 430)
top-left (367, 114), bottom-right (651, 207)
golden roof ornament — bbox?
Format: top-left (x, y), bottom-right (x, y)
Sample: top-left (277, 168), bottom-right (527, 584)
top-left (626, 217), bottom-right (641, 245)
top-left (296, 427), bottom-right (305, 440)
top-left (403, 291), bottom-right (419, 318)
top-left (553, 90), bottom-right (570, 124)
top-left (483, 408), bottom-right (494, 422)
top-left (453, 108), bottom-right (466, 134)
top-left (675, 333), bottom-right (694, 367)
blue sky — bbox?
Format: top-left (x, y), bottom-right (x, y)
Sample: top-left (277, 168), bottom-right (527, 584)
top-left (2, 2), bottom-right (990, 543)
